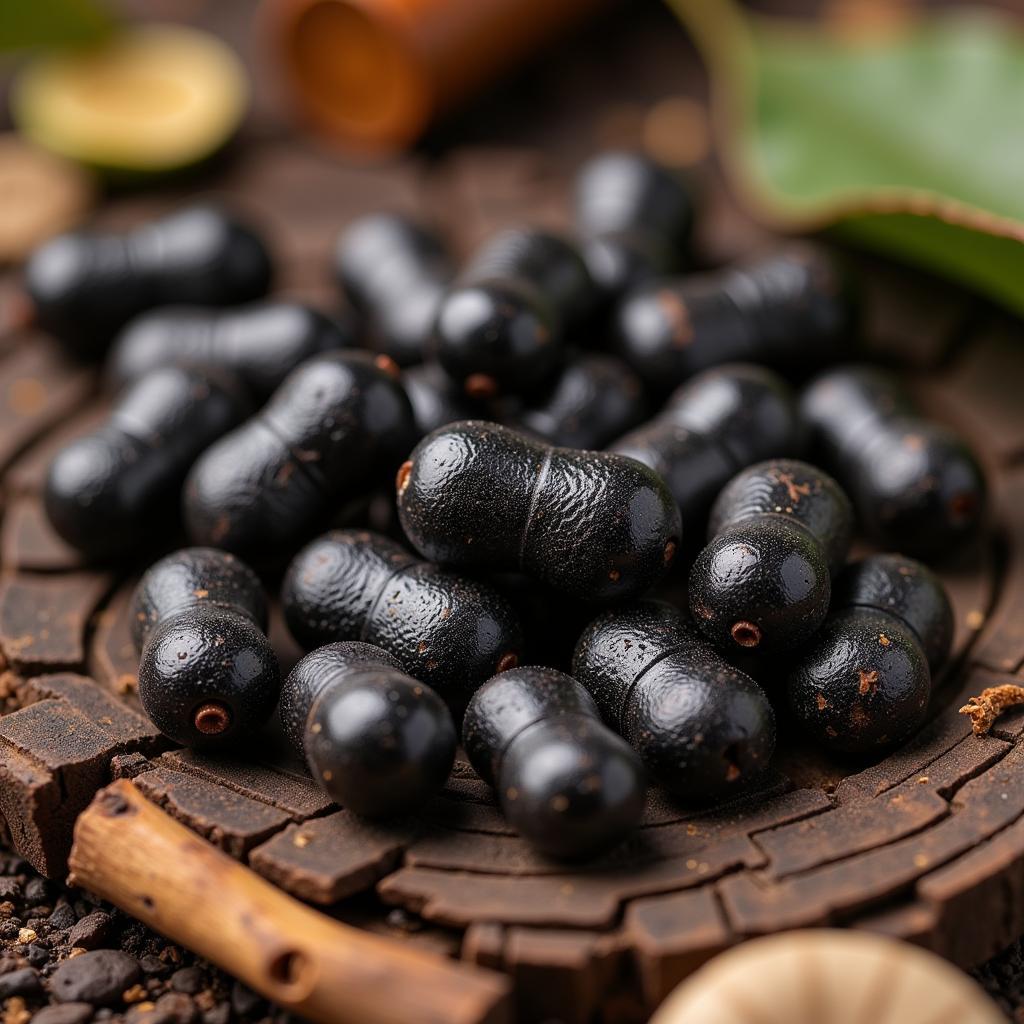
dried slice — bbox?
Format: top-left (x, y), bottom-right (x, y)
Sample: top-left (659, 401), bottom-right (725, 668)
top-left (12, 24), bottom-right (248, 176)
top-left (650, 930), bottom-right (1004, 1024)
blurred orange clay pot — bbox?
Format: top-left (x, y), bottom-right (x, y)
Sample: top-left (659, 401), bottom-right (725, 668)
top-left (264, 0), bottom-right (606, 152)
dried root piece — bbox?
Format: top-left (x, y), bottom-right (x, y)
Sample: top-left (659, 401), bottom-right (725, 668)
top-left (959, 684), bottom-right (1024, 735)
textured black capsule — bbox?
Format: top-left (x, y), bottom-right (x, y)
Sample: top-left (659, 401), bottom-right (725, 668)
top-left (573, 151), bottom-right (693, 297)
top-left (184, 350), bottom-right (415, 562)
top-left (335, 213), bottom-right (453, 366)
top-left (573, 601), bottom-right (775, 801)
top-left (282, 530), bottom-right (524, 706)
top-left (615, 245), bottom-right (854, 391)
top-left (26, 205), bottom-right (272, 356)
top-left (801, 366), bottom-right (986, 556)
top-left (108, 301), bottom-right (350, 400)
top-left (511, 353), bottom-right (647, 450)
top-left (280, 642), bottom-right (456, 817)
top-left (397, 420), bottom-right (681, 602)
top-left (612, 363), bottom-right (802, 537)
top-left (463, 666), bottom-right (645, 859)
top-left (434, 229), bottom-right (595, 397)
top-left (45, 366), bottom-right (247, 558)
top-left (689, 459), bottom-right (853, 654)
top-left (787, 554), bottom-right (952, 754)
top-left (403, 362), bottom-right (480, 438)
top-left (131, 547), bottom-right (279, 748)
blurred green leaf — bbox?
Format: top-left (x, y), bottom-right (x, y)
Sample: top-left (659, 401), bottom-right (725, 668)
top-left (0, 0), bottom-right (115, 53)
top-left (668, 1), bottom-right (1024, 315)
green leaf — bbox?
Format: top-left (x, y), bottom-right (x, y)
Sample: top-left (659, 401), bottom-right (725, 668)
top-left (0, 0), bottom-right (115, 53)
top-left (667, 0), bottom-right (1024, 315)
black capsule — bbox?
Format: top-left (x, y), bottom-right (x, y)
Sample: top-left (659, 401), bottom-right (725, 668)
top-left (689, 459), bottom-right (853, 654)
top-left (108, 301), bottom-right (350, 400)
top-left (801, 366), bottom-right (986, 556)
top-left (335, 213), bottom-right (453, 366)
top-left (787, 554), bottom-right (952, 754)
top-left (612, 363), bottom-right (802, 538)
top-left (403, 362), bottom-right (480, 438)
top-left (282, 530), bottom-right (524, 706)
top-left (615, 245), bottom-right (854, 391)
top-left (131, 547), bottom-right (279, 748)
top-left (573, 601), bottom-right (775, 801)
top-left (510, 353), bottom-right (647, 450)
top-left (434, 229), bottom-right (595, 398)
top-left (573, 151), bottom-right (693, 297)
top-left (463, 666), bottom-right (645, 859)
top-left (45, 367), bottom-right (247, 558)
top-left (397, 420), bottom-right (681, 602)
top-left (280, 642), bottom-right (456, 817)
top-left (26, 204), bottom-right (273, 356)
top-left (184, 350), bottom-right (415, 562)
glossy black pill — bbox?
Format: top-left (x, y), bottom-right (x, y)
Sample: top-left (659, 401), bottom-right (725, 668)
top-left (108, 301), bottom-right (350, 400)
top-left (787, 554), bottom-right (951, 754)
top-left (511, 352), bottom-right (647, 450)
top-left (335, 213), bottom-right (453, 366)
top-left (573, 601), bottom-right (775, 801)
top-left (612, 363), bottom-right (801, 537)
top-left (463, 666), bottom-right (645, 859)
top-left (573, 151), bottom-right (693, 296)
top-left (397, 420), bottom-right (681, 602)
top-left (280, 642), bottom-right (456, 817)
top-left (184, 350), bottom-right (415, 561)
top-left (282, 529), bottom-right (524, 705)
top-left (131, 547), bottom-right (279, 748)
top-left (434, 229), bottom-right (594, 397)
top-left (45, 366), bottom-right (247, 558)
top-left (801, 366), bottom-right (986, 556)
top-left (26, 204), bottom-right (272, 356)
top-left (689, 459), bottom-right (853, 654)
top-left (615, 245), bottom-right (853, 390)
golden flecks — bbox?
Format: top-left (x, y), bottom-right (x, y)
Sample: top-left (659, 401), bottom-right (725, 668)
top-left (193, 589), bottom-right (209, 599)
top-left (608, 568), bottom-right (621, 582)
top-left (293, 832), bottom-right (311, 848)
top-left (879, 633), bottom-right (890, 647)
top-left (656, 289), bottom-right (695, 349)
top-left (816, 693), bottom-right (828, 712)
top-left (966, 610), bottom-right (985, 631)
top-left (913, 853), bottom-right (929, 869)
top-left (917, 776), bottom-right (930, 785)
top-left (321, 769), bottom-right (333, 782)
top-left (123, 985), bottom-right (148, 1004)
top-left (858, 669), bottom-right (879, 695)
top-left (773, 471), bottom-right (811, 504)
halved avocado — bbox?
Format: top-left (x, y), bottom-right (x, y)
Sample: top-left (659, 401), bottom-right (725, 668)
top-left (12, 24), bottom-right (248, 177)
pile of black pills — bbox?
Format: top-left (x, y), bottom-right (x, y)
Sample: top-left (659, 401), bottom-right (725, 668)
top-left (31, 152), bottom-right (986, 860)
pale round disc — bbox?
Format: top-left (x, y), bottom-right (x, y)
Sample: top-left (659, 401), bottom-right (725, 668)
top-left (650, 930), bottom-right (1005, 1024)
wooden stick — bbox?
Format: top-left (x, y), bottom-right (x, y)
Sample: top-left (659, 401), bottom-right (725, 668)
top-left (68, 780), bottom-right (511, 1024)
